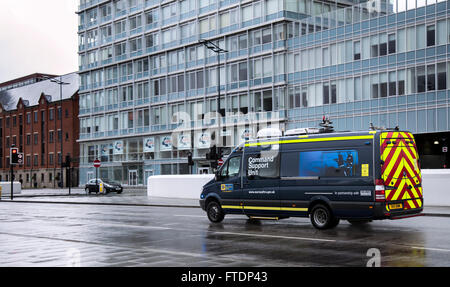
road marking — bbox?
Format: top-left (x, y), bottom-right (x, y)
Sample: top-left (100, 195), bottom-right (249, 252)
top-left (100, 223), bottom-right (172, 230)
top-left (207, 230), bottom-right (336, 243)
top-left (411, 246), bottom-right (450, 253)
top-left (0, 231), bottom-right (205, 259)
top-left (173, 215), bottom-right (205, 218)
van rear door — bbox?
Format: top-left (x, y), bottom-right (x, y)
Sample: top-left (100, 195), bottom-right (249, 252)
top-left (380, 132), bottom-right (423, 211)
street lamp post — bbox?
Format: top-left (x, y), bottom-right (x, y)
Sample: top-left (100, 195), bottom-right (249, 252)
top-left (199, 39), bottom-right (228, 168)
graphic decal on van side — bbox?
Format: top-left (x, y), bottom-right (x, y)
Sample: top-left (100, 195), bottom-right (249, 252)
top-left (299, 150), bottom-right (359, 177)
top-left (246, 153), bottom-right (280, 178)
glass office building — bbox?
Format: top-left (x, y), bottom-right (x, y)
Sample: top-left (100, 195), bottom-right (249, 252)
top-left (77, 0), bottom-right (450, 186)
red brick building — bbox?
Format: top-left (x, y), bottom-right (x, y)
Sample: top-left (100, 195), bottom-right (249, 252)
top-left (0, 73), bottom-right (79, 188)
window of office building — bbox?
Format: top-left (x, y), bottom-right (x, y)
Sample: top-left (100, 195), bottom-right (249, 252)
top-left (427, 25), bottom-right (436, 47)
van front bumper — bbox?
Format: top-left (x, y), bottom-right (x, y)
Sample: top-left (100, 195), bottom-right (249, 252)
top-left (199, 199), bottom-right (206, 211)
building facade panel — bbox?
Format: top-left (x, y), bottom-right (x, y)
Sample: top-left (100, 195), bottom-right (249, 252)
top-left (77, 0), bottom-right (450, 186)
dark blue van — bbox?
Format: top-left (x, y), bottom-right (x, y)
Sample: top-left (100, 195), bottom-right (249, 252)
top-left (199, 130), bottom-right (423, 229)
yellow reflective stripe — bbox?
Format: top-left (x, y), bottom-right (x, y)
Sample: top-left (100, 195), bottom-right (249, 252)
top-left (221, 205), bottom-right (243, 209)
top-left (280, 207), bottom-right (308, 212)
top-left (245, 135), bottom-right (374, 147)
top-left (244, 206), bottom-right (281, 211)
top-left (382, 147), bottom-right (402, 179)
top-left (221, 205), bottom-right (308, 212)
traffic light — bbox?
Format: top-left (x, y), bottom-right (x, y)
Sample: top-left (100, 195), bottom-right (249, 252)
top-left (187, 152), bottom-right (194, 166)
top-left (64, 155), bottom-right (72, 167)
top-left (206, 146), bottom-right (217, 160)
top-left (10, 148), bottom-right (22, 165)
top-left (217, 147), bottom-right (223, 159)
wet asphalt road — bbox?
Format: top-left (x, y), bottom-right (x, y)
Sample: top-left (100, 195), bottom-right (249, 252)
top-left (1, 201), bottom-right (450, 267)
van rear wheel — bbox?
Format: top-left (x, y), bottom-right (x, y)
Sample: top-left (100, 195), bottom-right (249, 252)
top-left (310, 204), bottom-right (338, 230)
top-left (207, 201), bottom-right (224, 223)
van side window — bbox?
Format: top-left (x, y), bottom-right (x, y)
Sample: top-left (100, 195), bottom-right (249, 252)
top-left (227, 157), bottom-right (241, 177)
top-left (281, 149), bottom-right (360, 178)
top-left (220, 156), bottom-right (241, 178)
top-left (246, 152), bottom-right (280, 179)
top-left (220, 161), bottom-right (229, 177)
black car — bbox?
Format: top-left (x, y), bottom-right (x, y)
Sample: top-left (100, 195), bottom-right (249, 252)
top-left (85, 179), bottom-right (123, 194)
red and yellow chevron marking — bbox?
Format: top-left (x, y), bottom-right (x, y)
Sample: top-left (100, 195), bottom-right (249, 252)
top-left (380, 132), bottom-right (422, 210)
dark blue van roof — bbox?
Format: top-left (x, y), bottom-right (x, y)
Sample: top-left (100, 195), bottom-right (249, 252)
top-left (245, 131), bottom-right (379, 148)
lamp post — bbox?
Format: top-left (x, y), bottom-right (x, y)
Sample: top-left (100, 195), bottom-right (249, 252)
top-left (39, 75), bottom-right (70, 192)
top-left (199, 39), bottom-right (228, 168)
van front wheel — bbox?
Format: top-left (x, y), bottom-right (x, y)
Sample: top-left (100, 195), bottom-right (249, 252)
top-left (207, 201), bottom-right (224, 223)
top-left (310, 204), bottom-right (338, 230)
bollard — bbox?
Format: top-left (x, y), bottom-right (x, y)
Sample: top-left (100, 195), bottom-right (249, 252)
top-left (99, 182), bottom-right (104, 194)
top-left (0, 185), bottom-right (2, 199)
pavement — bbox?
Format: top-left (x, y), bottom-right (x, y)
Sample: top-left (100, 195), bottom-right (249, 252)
top-left (1, 188), bottom-right (450, 217)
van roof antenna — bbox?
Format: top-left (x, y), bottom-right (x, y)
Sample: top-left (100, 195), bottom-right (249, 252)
top-left (370, 122), bottom-right (388, 131)
top-left (319, 116), bottom-right (334, 133)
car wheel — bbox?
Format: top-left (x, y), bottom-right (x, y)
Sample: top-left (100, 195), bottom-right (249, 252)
top-left (206, 201), bottom-right (224, 223)
top-left (310, 204), bottom-right (337, 230)
top-left (117, 190), bottom-right (123, 194)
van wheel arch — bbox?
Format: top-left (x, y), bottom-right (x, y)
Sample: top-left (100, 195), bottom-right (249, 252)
top-left (308, 198), bottom-right (332, 215)
top-left (205, 195), bottom-right (221, 209)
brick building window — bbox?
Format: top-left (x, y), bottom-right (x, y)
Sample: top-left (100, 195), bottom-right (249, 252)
top-left (49, 109), bottom-right (54, 120)
top-left (34, 133), bottom-right (38, 145)
top-left (34, 111), bottom-right (38, 123)
top-left (49, 154), bottom-right (54, 165)
top-left (33, 155), bottom-right (38, 166)
top-left (49, 131), bottom-right (54, 143)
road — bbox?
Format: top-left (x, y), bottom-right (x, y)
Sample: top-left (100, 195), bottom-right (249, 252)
top-left (1, 199), bottom-right (450, 267)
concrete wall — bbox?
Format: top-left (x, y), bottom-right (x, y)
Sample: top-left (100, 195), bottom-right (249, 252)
top-left (0, 182), bottom-right (22, 196)
top-left (146, 170), bottom-right (450, 207)
top-left (422, 169), bottom-right (450, 207)
top-left (147, 175), bottom-right (214, 199)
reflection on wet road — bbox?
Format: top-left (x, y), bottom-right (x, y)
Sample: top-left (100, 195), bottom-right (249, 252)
top-left (0, 202), bottom-right (449, 266)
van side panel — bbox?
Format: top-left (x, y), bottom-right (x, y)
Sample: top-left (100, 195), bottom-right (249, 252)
top-left (380, 132), bottom-right (423, 211)
top-left (278, 138), bottom-right (376, 219)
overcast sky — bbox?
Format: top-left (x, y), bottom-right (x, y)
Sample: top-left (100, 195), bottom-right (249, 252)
top-left (0, 0), bottom-right (78, 83)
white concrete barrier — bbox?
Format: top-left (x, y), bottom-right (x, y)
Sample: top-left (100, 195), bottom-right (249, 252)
top-left (421, 169), bottom-right (450, 207)
top-left (0, 182), bottom-right (22, 196)
top-left (147, 174), bottom-right (214, 199)
top-left (146, 170), bottom-right (450, 206)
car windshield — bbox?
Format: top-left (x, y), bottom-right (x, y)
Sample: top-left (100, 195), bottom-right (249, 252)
top-left (103, 180), bottom-right (119, 185)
